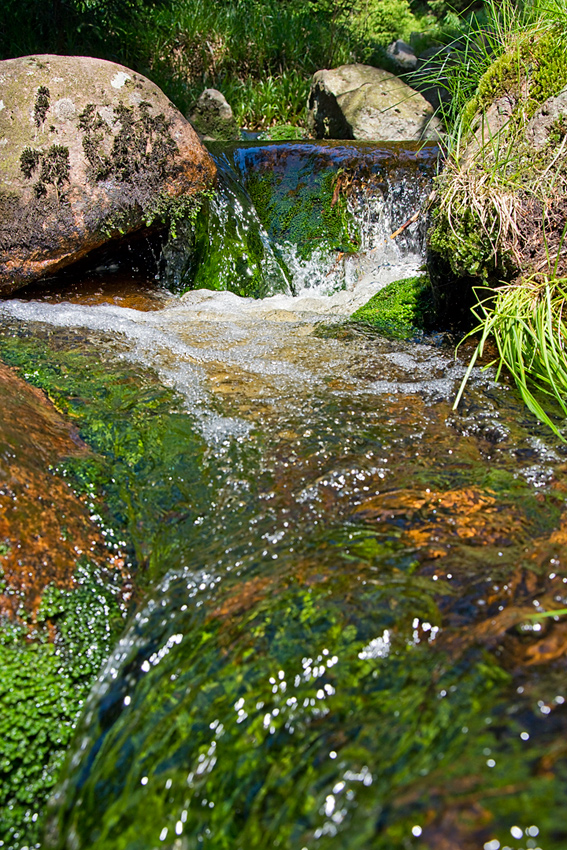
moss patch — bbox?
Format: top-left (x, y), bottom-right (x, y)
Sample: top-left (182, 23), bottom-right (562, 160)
top-left (349, 275), bottom-right (434, 339)
top-left (0, 561), bottom-right (123, 850)
top-left (244, 167), bottom-right (360, 262)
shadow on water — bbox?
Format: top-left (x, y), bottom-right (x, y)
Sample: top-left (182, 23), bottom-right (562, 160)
top-left (0, 142), bottom-right (566, 850)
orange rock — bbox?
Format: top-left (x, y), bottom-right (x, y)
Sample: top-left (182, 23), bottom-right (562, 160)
top-left (0, 362), bottom-right (111, 620)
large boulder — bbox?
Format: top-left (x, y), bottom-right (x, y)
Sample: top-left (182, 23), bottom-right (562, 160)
top-left (0, 55), bottom-right (216, 294)
top-left (306, 63), bottom-right (443, 142)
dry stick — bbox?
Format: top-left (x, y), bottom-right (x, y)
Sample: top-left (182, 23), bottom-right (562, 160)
top-left (326, 209), bottom-right (423, 277)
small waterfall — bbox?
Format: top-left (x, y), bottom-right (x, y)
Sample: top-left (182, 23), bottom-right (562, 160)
top-left (161, 141), bottom-right (439, 300)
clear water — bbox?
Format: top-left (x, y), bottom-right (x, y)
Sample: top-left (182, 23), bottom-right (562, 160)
top-left (2, 142), bottom-right (567, 850)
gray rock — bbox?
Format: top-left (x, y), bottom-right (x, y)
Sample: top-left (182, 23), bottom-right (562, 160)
top-left (189, 88), bottom-right (240, 141)
top-left (0, 54), bottom-right (216, 294)
top-left (307, 63), bottom-right (443, 142)
top-left (526, 86), bottom-right (567, 149)
top-left (387, 40), bottom-right (418, 72)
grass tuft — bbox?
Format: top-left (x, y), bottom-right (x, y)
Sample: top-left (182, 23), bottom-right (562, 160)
top-left (454, 276), bottom-right (567, 439)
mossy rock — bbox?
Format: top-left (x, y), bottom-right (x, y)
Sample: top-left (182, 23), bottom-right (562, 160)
top-left (426, 30), bottom-right (567, 324)
top-left (349, 274), bottom-right (434, 338)
top-left (0, 55), bottom-right (216, 294)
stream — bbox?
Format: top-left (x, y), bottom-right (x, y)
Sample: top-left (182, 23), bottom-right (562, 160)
top-left (2, 141), bottom-right (567, 850)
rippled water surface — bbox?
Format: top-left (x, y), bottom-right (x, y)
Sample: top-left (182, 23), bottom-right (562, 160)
top-left (2, 142), bottom-right (567, 850)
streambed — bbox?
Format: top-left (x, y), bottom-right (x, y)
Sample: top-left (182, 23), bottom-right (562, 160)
top-left (1, 142), bottom-right (567, 850)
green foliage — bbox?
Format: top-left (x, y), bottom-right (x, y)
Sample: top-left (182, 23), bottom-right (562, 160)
top-left (257, 124), bottom-right (308, 141)
top-left (0, 562), bottom-right (123, 850)
top-left (349, 274), bottom-right (434, 338)
top-left (219, 72), bottom-right (311, 131)
top-left (354, 0), bottom-right (418, 46)
top-left (427, 0), bottom-right (567, 432)
top-left (454, 277), bottom-right (567, 440)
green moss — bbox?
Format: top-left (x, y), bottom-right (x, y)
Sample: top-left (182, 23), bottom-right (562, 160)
top-left (244, 168), bottom-right (360, 261)
top-left (428, 206), bottom-right (504, 280)
top-left (349, 275), bottom-right (434, 339)
top-left (472, 32), bottom-right (567, 126)
top-left (0, 561), bottom-right (123, 850)
top-left (163, 173), bottom-right (292, 297)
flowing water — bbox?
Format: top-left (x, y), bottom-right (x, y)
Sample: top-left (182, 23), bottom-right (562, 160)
top-left (2, 142), bottom-right (567, 850)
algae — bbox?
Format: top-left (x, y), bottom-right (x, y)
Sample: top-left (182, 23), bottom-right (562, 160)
top-left (0, 561), bottom-right (123, 850)
top-left (0, 323), bottom-right (223, 849)
top-left (0, 328), bottom-right (212, 582)
top-left (349, 275), bottom-right (434, 339)
top-left (244, 166), bottom-right (360, 261)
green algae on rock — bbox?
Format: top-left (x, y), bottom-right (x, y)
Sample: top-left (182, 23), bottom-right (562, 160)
top-left (0, 564), bottom-right (124, 850)
top-left (349, 274), bottom-right (434, 339)
top-left (0, 320), bottom-right (229, 849)
top-left (0, 359), bottom-right (131, 850)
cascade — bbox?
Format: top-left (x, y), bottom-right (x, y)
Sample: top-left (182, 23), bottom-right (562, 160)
top-left (1, 142), bottom-right (567, 850)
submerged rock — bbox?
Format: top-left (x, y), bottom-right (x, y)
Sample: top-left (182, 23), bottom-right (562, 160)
top-left (0, 54), bottom-right (216, 295)
top-left (306, 63), bottom-right (443, 141)
top-left (188, 88), bottom-right (240, 141)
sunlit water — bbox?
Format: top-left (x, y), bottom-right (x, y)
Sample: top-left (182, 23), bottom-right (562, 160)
top-left (1, 142), bottom-right (567, 850)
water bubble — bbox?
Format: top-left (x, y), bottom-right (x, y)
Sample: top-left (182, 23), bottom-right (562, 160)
top-left (412, 825), bottom-right (423, 837)
top-left (510, 826), bottom-right (523, 839)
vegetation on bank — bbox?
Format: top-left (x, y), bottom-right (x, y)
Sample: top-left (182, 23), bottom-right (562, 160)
top-left (424, 0), bottom-right (567, 437)
top-left (0, 0), bottom-right (484, 130)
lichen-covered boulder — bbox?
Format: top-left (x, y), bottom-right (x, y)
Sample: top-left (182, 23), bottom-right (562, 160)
top-left (306, 63), bottom-right (443, 141)
top-left (0, 55), bottom-right (217, 294)
top-left (188, 88), bottom-right (240, 141)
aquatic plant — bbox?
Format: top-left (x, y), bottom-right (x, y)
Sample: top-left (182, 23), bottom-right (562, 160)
top-left (0, 562), bottom-right (124, 849)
